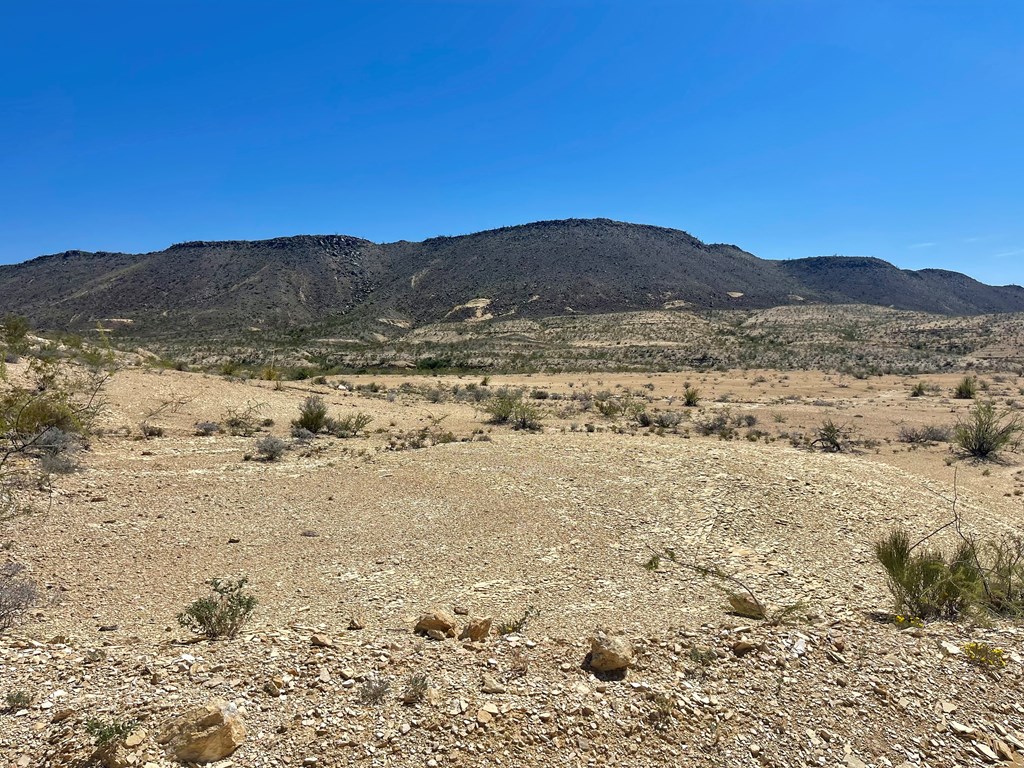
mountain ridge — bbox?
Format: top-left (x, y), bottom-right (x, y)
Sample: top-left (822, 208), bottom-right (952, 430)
top-left (2, 218), bottom-right (1022, 338)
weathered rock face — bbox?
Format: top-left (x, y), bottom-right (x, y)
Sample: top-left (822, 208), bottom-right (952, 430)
top-left (415, 609), bottom-right (458, 638)
top-left (588, 630), bottom-right (634, 673)
top-left (157, 699), bottom-right (246, 763)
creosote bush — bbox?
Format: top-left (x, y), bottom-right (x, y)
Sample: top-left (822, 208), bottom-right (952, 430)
top-left (953, 401), bottom-right (1022, 459)
top-left (293, 395), bottom-right (329, 434)
top-left (177, 577), bottom-right (257, 639)
top-left (484, 389), bottom-right (542, 431)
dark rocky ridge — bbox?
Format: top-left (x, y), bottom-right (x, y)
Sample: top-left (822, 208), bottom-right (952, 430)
top-left (2, 218), bottom-right (1022, 337)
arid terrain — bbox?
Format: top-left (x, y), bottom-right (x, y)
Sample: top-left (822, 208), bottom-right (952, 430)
top-left (2, 357), bottom-right (1024, 767)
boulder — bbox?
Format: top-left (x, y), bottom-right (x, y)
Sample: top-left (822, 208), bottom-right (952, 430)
top-left (415, 609), bottom-right (457, 637)
top-left (588, 629), bottom-right (634, 673)
top-left (158, 699), bottom-right (246, 763)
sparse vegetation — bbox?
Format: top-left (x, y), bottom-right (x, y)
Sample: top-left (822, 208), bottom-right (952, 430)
top-left (254, 435), bottom-right (288, 461)
top-left (293, 395), bottom-right (329, 434)
top-left (223, 401), bottom-right (267, 437)
top-left (177, 577), bottom-right (258, 639)
top-left (497, 605), bottom-right (539, 636)
top-left (897, 424), bottom-right (951, 444)
top-left (953, 401), bottom-right (1022, 459)
top-left (4, 689), bottom-right (31, 711)
top-left (359, 675), bottom-right (391, 705)
top-left (953, 376), bottom-right (978, 399)
top-left (682, 386), bottom-right (700, 407)
top-left (325, 412), bottom-right (373, 437)
top-left (85, 717), bottom-right (138, 748)
top-left (401, 672), bottom-right (429, 705)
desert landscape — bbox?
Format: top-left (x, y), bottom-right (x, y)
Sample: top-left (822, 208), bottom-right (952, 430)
top-left (2, 341), bottom-right (1024, 767)
top-left (3, 5), bottom-right (1022, 766)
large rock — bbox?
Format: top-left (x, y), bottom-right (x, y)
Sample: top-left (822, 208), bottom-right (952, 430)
top-left (459, 616), bottom-right (493, 642)
top-left (158, 699), bottom-right (246, 763)
top-left (415, 609), bottom-right (457, 637)
top-left (588, 629), bottom-right (634, 673)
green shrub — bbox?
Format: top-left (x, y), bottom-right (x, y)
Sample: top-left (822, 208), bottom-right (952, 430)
top-left (897, 424), bottom-right (952, 444)
top-left (954, 402), bottom-right (1022, 459)
top-left (325, 412), bottom-right (373, 437)
top-left (4, 690), bottom-right (31, 710)
top-left (953, 376), bottom-right (978, 399)
top-left (682, 387), bottom-right (701, 407)
top-left (484, 390), bottom-right (543, 430)
top-left (177, 577), bottom-right (257, 638)
top-left (812, 418), bottom-right (851, 452)
top-left (85, 718), bottom-right (138, 748)
top-left (293, 395), bottom-right (329, 433)
top-left (874, 528), bottom-right (979, 620)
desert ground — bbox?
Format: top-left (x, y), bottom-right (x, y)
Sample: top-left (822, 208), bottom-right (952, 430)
top-left (2, 362), bottom-right (1024, 767)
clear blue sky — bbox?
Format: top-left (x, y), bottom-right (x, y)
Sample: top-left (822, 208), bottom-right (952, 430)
top-left (2, 1), bottom-right (1022, 285)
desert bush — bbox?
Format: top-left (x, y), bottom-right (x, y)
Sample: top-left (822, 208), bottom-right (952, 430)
top-left (953, 376), bottom-right (978, 399)
top-left (484, 390), bottom-right (542, 430)
top-left (652, 411), bottom-right (683, 429)
top-left (910, 381), bottom-right (928, 397)
top-left (4, 690), bottom-right (31, 710)
top-left (325, 412), bottom-right (373, 438)
top-left (85, 718), bottom-right (138, 748)
top-left (953, 402), bottom-right (1022, 459)
top-left (359, 675), bottom-right (391, 705)
top-left (682, 387), bottom-right (701, 407)
top-left (223, 401), bottom-right (267, 436)
top-left (694, 410), bottom-right (734, 439)
top-left (811, 418), bottom-right (852, 452)
top-left (293, 395), bottom-right (329, 434)
top-left (963, 641), bottom-right (1007, 668)
top-left (0, 563), bottom-right (37, 633)
top-left (254, 435), bottom-right (287, 461)
top-left (177, 577), bottom-right (257, 639)
top-left (897, 424), bottom-right (952, 444)
top-left (496, 605), bottom-right (539, 635)
top-left (0, 315), bottom-right (30, 354)
top-left (874, 528), bottom-right (979, 620)
top-left (401, 672), bottom-right (429, 705)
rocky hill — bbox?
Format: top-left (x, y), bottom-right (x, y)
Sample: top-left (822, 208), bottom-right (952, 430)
top-left (2, 219), bottom-right (1022, 338)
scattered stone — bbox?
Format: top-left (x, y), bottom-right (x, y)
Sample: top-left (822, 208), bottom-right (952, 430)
top-left (728, 593), bottom-right (766, 620)
top-left (940, 641), bottom-right (962, 656)
top-left (310, 634), bottom-right (332, 647)
top-left (459, 616), bottom-right (493, 643)
top-left (732, 640), bottom-right (757, 657)
top-left (347, 613), bottom-right (366, 630)
top-left (481, 673), bottom-right (506, 694)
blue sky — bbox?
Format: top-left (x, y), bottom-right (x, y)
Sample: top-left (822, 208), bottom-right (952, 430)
top-left (1, 1), bottom-right (1022, 285)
